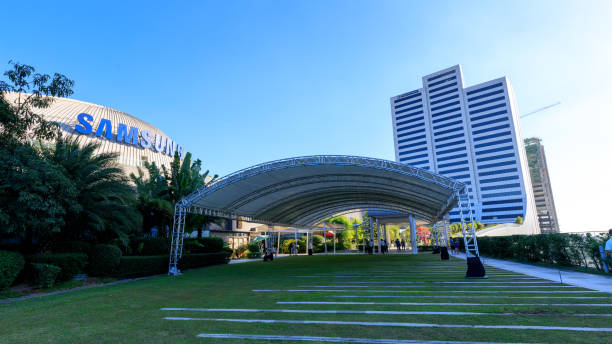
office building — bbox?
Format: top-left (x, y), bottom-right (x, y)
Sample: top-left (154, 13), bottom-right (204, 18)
top-left (524, 138), bottom-right (560, 233)
top-left (390, 65), bottom-right (538, 232)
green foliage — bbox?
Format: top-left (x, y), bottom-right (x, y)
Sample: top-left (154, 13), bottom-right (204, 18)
top-left (0, 250), bottom-right (25, 290)
top-left (477, 233), bottom-right (609, 270)
top-left (53, 241), bottom-right (91, 254)
top-left (129, 237), bottom-right (169, 256)
top-left (183, 237), bottom-right (226, 254)
top-left (280, 239), bottom-right (306, 253)
top-left (30, 263), bottom-right (61, 288)
top-left (234, 244), bottom-right (248, 258)
top-left (0, 61), bottom-right (74, 144)
top-left (88, 244), bottom-right (122, 276)
top-left (130, 151), bottom-right (220, 237)
top-left (312, 235), bottom-right (325, 253)
top-left (114, 256), bottom-right (168, 279)
top-left (515, 216), bottom-right (523, 224)
top-left (179, 252), bottom-right (230, 270)
top-left (246, 241), bottom-right (261, 258)
top-left (0, 143), bottom-right (77, 250)
top-left (28, 253), bottom-right (87, 282)
top-left (45, 137), bottom-right (141, 244)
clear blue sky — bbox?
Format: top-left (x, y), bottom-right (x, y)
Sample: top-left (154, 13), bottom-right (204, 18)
top-left (1, 1), bottom-right (611, 231)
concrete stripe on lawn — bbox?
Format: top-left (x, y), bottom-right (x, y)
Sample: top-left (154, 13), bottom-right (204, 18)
top-left (253, 289), bottom-right (600, 293)
top-left (195, 333), bottom-right (543, 343)
top-left (277, 301), bottom-right (612, 307)
top-left (161, 307), bottom-right (510, 315)
top-left (299, 284), bottom-right (566, 288)
top-left (330, 295), bottom-right (610, 299)
top-left (166, 317), bottom-right (612, 332)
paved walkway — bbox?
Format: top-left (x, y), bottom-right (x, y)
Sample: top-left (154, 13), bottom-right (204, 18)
top-left (454, 253), bottom-right (612, 293)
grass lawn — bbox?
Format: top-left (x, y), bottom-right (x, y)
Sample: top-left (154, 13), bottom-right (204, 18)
top-left (1, 253), bottom-right (611, 343)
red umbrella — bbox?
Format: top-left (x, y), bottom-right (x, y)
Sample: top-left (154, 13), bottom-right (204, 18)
top-left (325, 231), bottom-right (335, 237)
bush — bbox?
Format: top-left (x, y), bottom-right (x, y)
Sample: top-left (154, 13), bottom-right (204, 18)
top-left (31, 263), bottom-right (61, 288)
top-left (179, 252), bottom-right (230, 270)
top-left (312, 235), bottom-right (325, 253)
top-left (477, 233), bottom-right (609, 270)
top-left (28, 253), bottom-right (88, 282)
top-left (235, 244), bottom-right (248, 258)
top-left (89, 244), bottom-right (122, 276)
top-left (0, 250), bottom-right (25, 290)
top-left (115, 256), bottom-right (168, 279)
top-left (198, 237), bottom-right (225, 252)
top-left (130, 237), bottom-right (169, 255)
top-left (53, 241), bottom-right (92, 254)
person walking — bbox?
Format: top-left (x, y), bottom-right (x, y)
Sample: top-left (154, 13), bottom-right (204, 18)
top-left (454, 239), bottom-right (460, 255)
top-left (395, 238), bottom-right (401, 252)
top-left (381, 239), bottom-right (387, 254)
top-left (401, 239), bottom-right (406, 251)
top-left (288, 242), bottom-right (294, 256)
top-left (449, 239), bottom-right (455, 255)
top-left (368, 240), bottom-right (374, 255)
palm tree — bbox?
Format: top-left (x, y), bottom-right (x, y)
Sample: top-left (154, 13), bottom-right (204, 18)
top-left (131, 151), bottom-right (220, 239)
top-left (46, 136), bottom-right (141, 243)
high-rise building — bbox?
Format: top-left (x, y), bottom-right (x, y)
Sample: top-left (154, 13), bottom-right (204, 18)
top-left (390, 65), bottom-right (539, 233)
top-left (524, 138), bottom-right (560, 233)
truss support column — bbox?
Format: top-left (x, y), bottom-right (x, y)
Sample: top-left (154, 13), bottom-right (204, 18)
top-left (333, 230), bottom-right (336, 254)
top-left (376, 219), bottom-right (382, 254)
top-left (354, 224), bottom-right (359, 252)
top-left (168, 204), bottom-right (187, 276)
top-left (277, 229), bottom-right (281, 255)
top-left (324, 223), bottom-right (327, 254)
top-left (444, 220), bottom-right (450, 248)
top-left (457, 191), bottom-right (486, 278)
top-left (369, 217), bottom-right (374, 254)
top-left (294, 227), bottom-right (298, 255)
top-left (409, 215), bottom-right (418, 255)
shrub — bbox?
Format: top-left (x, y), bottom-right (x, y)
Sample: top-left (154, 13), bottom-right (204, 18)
top-left (312, 235), bottom-right (325, 253)
top-left (515, 216), bottom-right (523, 224)
top-left (199, 237), bottom-right (225, 252)
top-left (179, 252), bottom-right (230, 270)
top-left (115, 256), bottom-right (168, 279)
top-left (130, 237), bottom-right (169, 256)
top-left (53, 241), bottom-right (92, 254)
top-left (89, 245), bottom-right (122, 276)
top-left (281, 239), bottom-right (306, 254)
top-left (235, 244), bottom-right (248, 258)
top-left (0, 250), bottom-right (25, 290)
top-left (28, 253), bottom-right (88, 282)
top-left (31, 263), bottom-right (61, 288)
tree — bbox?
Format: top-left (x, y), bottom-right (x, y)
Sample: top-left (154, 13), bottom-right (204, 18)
top-left (131, 151), bottom-right (219, 238)
top-left (0, 61), bottom-right (76, 252)
top-left (0, 143), bottom-right (77, 251)
top-left (0, 61), bottom-right (74, 144)
top-left (45, 137), bottom-right (141, 244)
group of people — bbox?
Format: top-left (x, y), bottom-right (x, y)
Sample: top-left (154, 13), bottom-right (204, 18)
top-left (449, 238), bottom-right (461, 255)
top-left (366, 238), bottom-right (407, 254)
top-left (288, 241), bottom-right (299, 256)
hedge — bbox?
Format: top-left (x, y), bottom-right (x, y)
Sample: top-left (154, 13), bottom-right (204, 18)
top-left (27, 253), bottom-right (88, 282)
top-left (179, 252), bottom-right (230, 270)
top-left (130, 237), bottom-right (169, 256)
top-left (475, 233), bottom-right (609, 271)
top-left (114, 252), bottom-right (230, 278)
top-left (0, 250), bottom-right (25, 290)
top-left (52, 241), bottom-right (92, 254)
top-left (30, 263), bottom-right (61, 288)
top-left (115, 256), bottom-right (167, 279)
top-left (89, 244), bottom-right (122, 276)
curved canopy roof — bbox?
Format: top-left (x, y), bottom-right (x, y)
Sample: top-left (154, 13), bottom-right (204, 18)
top-left (180, 155), bottom-right (464, 227)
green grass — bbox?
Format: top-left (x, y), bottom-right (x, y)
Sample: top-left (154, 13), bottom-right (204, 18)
top-left (0, 254), bottom-right (611, 343)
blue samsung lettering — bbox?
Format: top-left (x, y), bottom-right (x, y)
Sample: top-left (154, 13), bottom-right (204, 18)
top-left (74, 113), bottom-right (93, 134)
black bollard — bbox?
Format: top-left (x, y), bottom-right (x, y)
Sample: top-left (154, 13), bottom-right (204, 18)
top-left (440, 246), bottom-right (449, 260)
top-left (466, 256), bottom-right (487, 278)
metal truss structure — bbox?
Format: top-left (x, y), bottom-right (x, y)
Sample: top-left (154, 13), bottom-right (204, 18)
top-left (168, 155), bottom-right (471, 275)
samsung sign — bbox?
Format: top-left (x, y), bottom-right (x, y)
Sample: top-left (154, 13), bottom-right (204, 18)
top-left (73, 113), bottom-right (183, 157)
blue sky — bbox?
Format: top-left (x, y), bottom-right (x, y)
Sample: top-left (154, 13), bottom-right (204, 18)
top-left (1, 1), bottom-right (611, 231)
